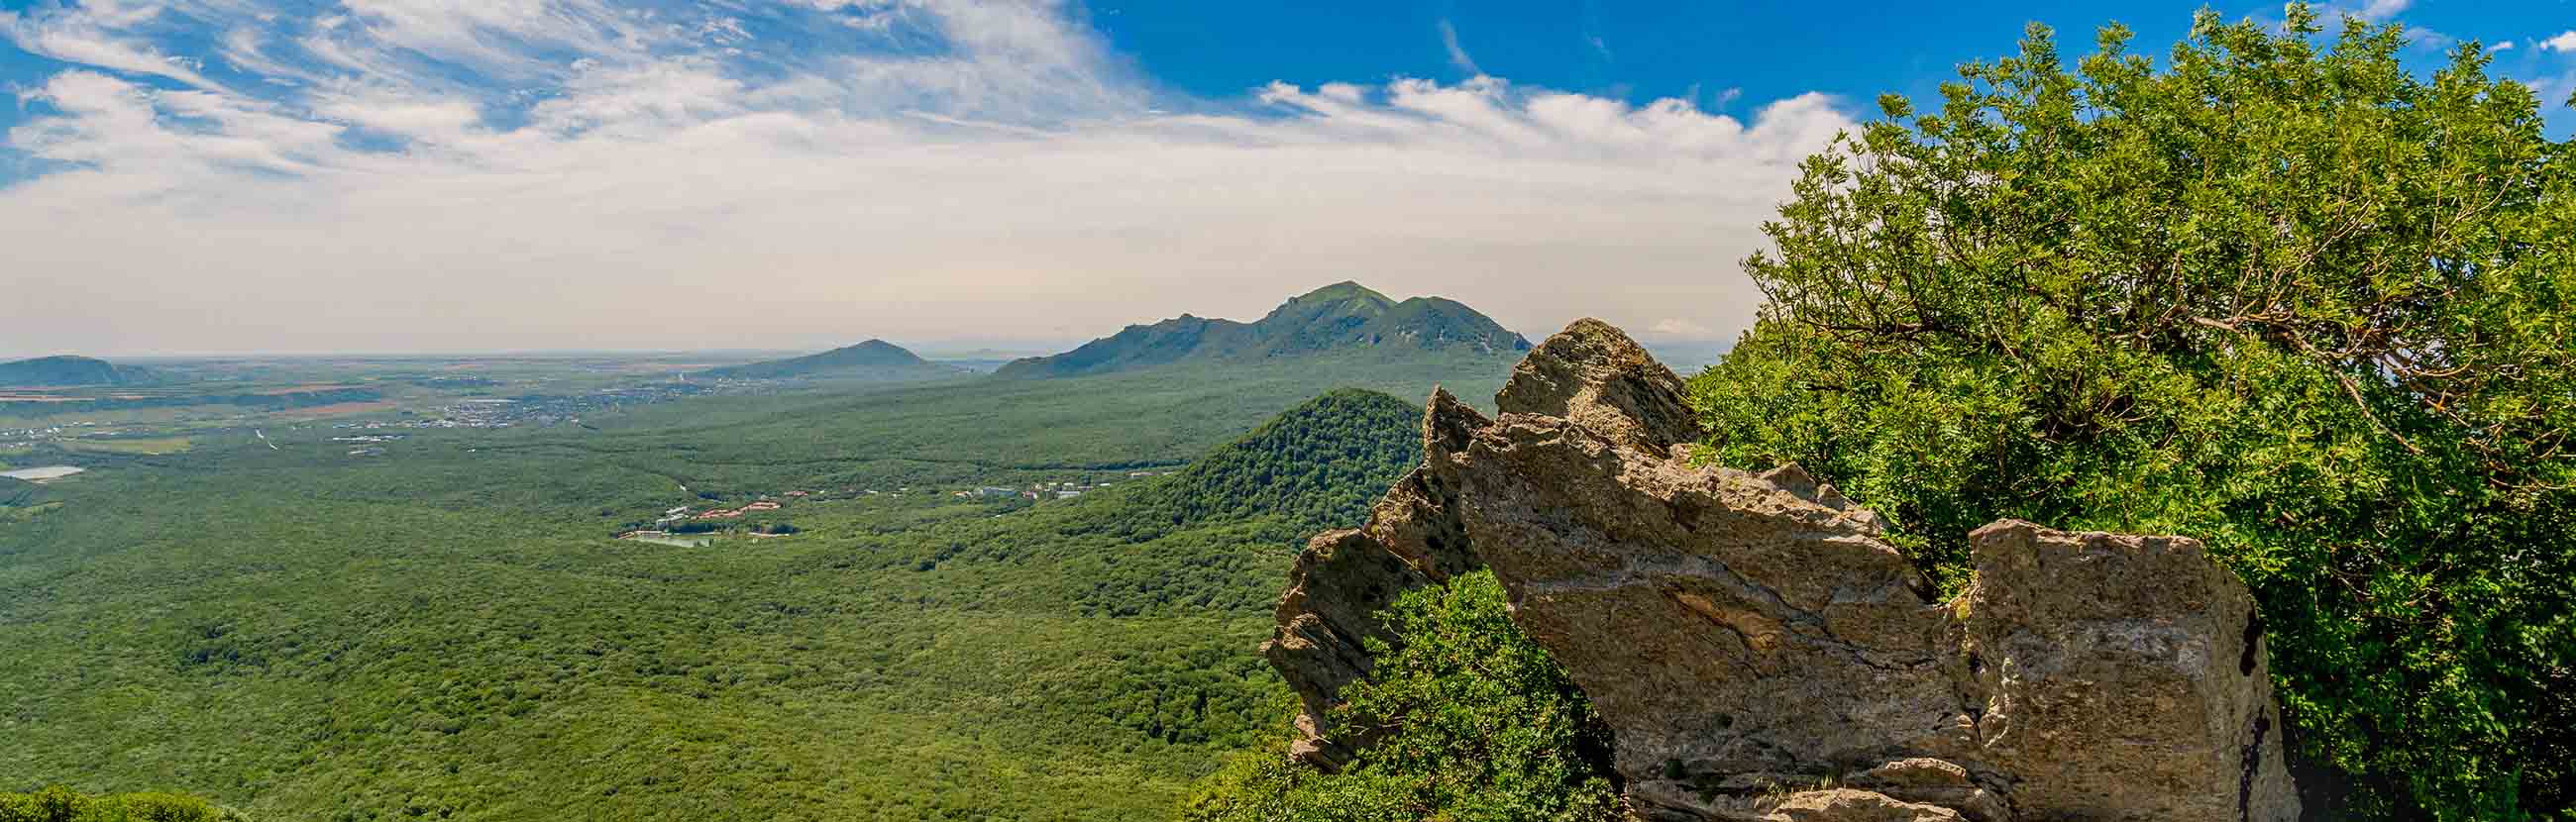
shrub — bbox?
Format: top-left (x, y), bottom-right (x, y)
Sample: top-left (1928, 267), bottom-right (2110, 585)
top-left (1180, 571), bottom-right (1624, 822)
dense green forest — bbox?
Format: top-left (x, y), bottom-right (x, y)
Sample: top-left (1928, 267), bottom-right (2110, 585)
top-left (1193, 10), bottom-right (2575, 822)
top-left (1116, 389), bottom-right (1426, 534)
top-left (0, 356), bottom-right (1506, 820)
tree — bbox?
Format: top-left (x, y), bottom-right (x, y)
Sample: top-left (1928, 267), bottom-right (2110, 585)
top-left (1694, 8), bottom-right (2574, 818)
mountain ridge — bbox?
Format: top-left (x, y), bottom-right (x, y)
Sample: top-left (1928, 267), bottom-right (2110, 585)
top-left (995, 282), bottom-right (1529, 379)
top-left (0, 356), bottom-right (158, 387)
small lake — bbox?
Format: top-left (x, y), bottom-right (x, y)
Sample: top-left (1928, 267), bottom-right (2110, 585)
top-left (0, 465), bottom-right (84, 481)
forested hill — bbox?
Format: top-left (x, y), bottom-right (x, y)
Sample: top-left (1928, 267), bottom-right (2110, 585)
top-left (895, 386), bottom-right (1433, 621)
top-left (994, 282), bottom-right (1530, 378)
top-left (1121, 388), bottom-right (1423, 531)
top-left (697, 340), bottom-right (958, 380)
top-left (0, 355), bottom-right (157, 387)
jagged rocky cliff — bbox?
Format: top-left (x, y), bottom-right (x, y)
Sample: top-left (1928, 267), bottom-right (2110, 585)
top-left (1264, 319), bottom-right (2300, 822)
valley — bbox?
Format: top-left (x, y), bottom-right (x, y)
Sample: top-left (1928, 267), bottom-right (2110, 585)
top-left (0, 289), bottom-right (1521, 821)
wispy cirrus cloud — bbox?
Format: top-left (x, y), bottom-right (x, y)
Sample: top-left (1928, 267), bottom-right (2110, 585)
top-left (1, 6), bottom-right (228, 91)
top-left (1437, 19), bottom-right (1480, 77)
top-left (0, 0), bottom-right (1843, 356)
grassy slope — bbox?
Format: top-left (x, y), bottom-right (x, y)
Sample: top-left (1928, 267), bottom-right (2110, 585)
top-left (0, 358), bottom-right (1506, 821)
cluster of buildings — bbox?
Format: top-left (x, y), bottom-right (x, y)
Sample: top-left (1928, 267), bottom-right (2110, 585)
top-left (330, 382), bottom-right (718, 432)
top-left (952, 472), bottom-right (1175, 501)
top-left (0, 421), bottom-right (98, 449)
top-left (688, 500), bottom-right (783, 521)
top-left (613, 469), bottom-right (1194, 542)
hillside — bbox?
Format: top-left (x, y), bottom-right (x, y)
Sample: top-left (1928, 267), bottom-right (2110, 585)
top-left (698, 340), bottom-right (960, 380)
top-left (0, 477), bottom-right (49, 506)
top-left (1117, 388), bottom-right (1422, 531)
top-left (0, 356), bottom-right (157, 387)
top-left (995, 282), bottom-right (1530, 378)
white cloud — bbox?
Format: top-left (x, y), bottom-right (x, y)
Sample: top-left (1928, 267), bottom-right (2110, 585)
top-left (2493, 40), bottom-right (2516, 52)
top-left (2538, 31), bottom-right (2576, 52)
top-left (1648, 318), bottom-right (1714, 338)
top-left (2355, 0), bottom-right (2410, 23)
top-left (0, 1), bottom-right (1846, 357)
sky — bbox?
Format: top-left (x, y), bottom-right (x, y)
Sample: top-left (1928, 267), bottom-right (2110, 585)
top-left (1, 0), bottom-right (2569, 358)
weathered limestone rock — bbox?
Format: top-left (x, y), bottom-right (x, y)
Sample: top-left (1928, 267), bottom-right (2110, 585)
top-left (1424, 400), bottom-right (1976, 818)
top-left (1493, 317), bottom-right (1703, 453)
top-left (1959, 521), bottom-right (2300, 822)
top-left (1266, 318), bottom-right (2300, 821)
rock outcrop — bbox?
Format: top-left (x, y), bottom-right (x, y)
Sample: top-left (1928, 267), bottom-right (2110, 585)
top-left (1264, 318), bottom-right (2300, 821)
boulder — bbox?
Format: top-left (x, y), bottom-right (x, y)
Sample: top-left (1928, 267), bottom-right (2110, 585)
top-left (1957, 521), bottom-right (2299, 822)
top-left (1265, 318), bottom-right (2300, 821)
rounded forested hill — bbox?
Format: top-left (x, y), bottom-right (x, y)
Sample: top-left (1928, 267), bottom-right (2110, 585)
top-left (0, 355), bottom-right (157, 387)
top-left (1129, 387), bottom-right (1423, 531)
top-left (696, 340), bottom-right (956, 379)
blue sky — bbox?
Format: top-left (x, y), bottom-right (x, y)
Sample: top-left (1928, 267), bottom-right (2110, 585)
top-left (1096, 1), bottom-right (2570, 122)
top-left (2, 0), bottom-right (2571, 357)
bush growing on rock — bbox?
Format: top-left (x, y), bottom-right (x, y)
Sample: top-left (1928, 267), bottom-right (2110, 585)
top-left (1693, 7), bottom-right (2574, 819)
top-left (1182, 571), bottom-right (1623, 822)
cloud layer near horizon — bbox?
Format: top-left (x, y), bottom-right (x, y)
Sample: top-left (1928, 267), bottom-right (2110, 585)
top-left (0, 0), bottom-right (1851, 357)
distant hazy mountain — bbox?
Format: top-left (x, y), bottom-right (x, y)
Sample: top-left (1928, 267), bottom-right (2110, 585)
top-left (995, 281), bottom-right (1530, 378)
top-left (698, 340), bottom-right (961, 380)
top-left (0, 356), bottom-right (158, 387)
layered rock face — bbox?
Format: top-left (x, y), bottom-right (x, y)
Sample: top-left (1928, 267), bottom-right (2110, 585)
top-left (1264, 318), bottom-right (2300, 821)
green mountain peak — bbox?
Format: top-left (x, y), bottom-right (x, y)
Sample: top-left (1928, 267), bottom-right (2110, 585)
top-left (996, 282), bottom-right (1527, 379)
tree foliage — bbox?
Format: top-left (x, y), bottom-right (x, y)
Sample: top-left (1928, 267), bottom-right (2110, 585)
top-left (0, 787), bottom-right (245, 822)
top-left (1693, 9), bottom-right (2574, 818)
top-left (1180, 571), bottom-right (1625, 822)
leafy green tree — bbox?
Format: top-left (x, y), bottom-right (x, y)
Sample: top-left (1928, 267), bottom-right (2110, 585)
top-left (1180, 570), bottom-right (1624, 822)
top-left (1693, 8), bottom-right (2574, 818)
